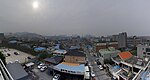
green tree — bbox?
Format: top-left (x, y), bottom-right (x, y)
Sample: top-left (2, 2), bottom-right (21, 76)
top-left (38, 53), bottom-right (53, 60)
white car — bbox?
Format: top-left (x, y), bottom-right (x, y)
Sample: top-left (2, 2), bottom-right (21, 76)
top-left (37, 63), bottom-right (44, 69)
top-left (99, 65), bottom-right (103, 70)
top-left (40, 66), bottom-right (47, 72)
top-left (15, 60), bottom-right (20, 63)
top-left (52, 74), bottom-right (60, 80)
top-left (91, 71), bottom-right (95, 77)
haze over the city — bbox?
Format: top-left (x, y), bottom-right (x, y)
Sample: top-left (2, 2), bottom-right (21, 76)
top-left (0, 0), bottom-right (150, 36)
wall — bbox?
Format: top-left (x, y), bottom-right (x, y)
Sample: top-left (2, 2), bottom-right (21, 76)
top-left (64, 55), bottom-right (85, 64)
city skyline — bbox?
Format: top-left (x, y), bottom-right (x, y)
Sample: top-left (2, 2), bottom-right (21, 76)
top-left (1, 0), bottom-right (150, 36)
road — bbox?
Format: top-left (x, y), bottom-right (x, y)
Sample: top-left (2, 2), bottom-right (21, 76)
top-left (86, 50), bottom-right (111, 80)
top-left (32, 68), bottom-right (53, 80)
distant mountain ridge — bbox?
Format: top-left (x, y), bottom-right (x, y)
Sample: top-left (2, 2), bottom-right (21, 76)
top-left (5, 32), bottom-right (45, 40)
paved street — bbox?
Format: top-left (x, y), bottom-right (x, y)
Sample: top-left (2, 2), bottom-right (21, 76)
top-left (86, 50), bottom-right (111, 80)
top-left (32, 68), bottom-right (53, 80)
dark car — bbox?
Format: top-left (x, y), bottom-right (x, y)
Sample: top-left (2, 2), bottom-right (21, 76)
top-left (96, 61), bottom-right (101, 65)
top-left (14, 52), bottom-right (19, 55)
top-left (27, 56), bottom-right (32, 59)
top-left (7, 53), bottom-right (11, 56)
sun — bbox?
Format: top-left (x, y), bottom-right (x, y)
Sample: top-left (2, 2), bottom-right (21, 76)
top-left (32, 1), bottom-right (39, 9)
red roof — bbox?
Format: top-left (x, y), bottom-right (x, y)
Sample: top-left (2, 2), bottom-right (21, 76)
top-left (119, 52), bottom-right (133, 60)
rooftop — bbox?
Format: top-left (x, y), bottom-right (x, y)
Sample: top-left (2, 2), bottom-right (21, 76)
top-left (53, 49), bottom-right (67, 54)
top-left (99, 47), bottom-right (120, 55)
top-left (119, 52), bottom-right (133, 60)
top-left (66, 50), bottom-right (85, 57)
top-left (6, 62), bottom-right (28, 80)
top-left (34, 47), bottom-right (46, 51)
top-left (44, 56), bottom-right (63, 64)
top-left (117, 69), bottom-right (135, 80)
top-left (112, 55), bottom-right (149, 68)
top-left (53, 62), bottom-right (85, 75)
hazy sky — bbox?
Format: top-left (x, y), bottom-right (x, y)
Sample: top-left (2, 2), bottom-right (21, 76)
top-left (0, 0), bottom-right (150, 36)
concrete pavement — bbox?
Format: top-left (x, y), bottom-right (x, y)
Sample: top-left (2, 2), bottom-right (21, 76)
top-left (86, 50), bottom-right (111, 80)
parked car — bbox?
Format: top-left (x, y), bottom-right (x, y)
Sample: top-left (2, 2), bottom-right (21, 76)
top-left (96, 61), bottom-right (101, 65)
top-left (27, 56), bottom-right (32, 59)
top-left (91, 71), bottom-right (95, 77)
top-left (99, 65), bottom-right (103, 70)
top-left (7, 53), bottom-right (11, 56)
top-left (40, 66), bottom-right (47, 72)
top-left (37, 63), bottom-right (44, 69)
top-left (4, 50), bottom-right (7, 52)
top-left (14, 52), bottom-right (19, 55)
top-left (9, 61), bottom-right (13, 64)
top-left (52, 74), bottom-right (60, 80)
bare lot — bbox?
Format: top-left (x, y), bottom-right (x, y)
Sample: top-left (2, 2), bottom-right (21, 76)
top-left (0, 48), bottom-right (35, 64)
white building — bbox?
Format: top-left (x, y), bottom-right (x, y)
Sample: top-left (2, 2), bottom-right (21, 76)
top-left (137, 44), bottom-right (150, 59)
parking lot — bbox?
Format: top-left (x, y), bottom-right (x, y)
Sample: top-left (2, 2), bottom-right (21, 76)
top-left (0, 48), bottom-right (35, 64)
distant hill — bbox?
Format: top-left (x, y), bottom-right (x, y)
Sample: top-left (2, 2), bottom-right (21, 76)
top-left (5, 32), bottom-right (45, 40)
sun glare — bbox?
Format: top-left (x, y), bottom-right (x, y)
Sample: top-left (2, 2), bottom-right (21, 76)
top-left (32, 1), bottom-right (39, 9)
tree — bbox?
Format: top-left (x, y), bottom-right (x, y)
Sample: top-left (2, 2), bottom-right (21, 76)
top-left (38, 53), bottom-right (53, 60)
top-left (0, 52), bottom-right (6, 65)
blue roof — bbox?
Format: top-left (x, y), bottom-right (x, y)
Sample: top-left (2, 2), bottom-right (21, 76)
top-left (69, 46), bottom-right (80, 50)
top-left (9, 40), bottom-right (17, 43)
top-left (113, 66), bottom-right (120, 69)
top-left (55, 63), bottom-right (84, 72)
top-left (34, 47), bottom-right (46, 51)
top-left (54, 44), bottom-right (60, 49)
top-left (53, 49), bottom-right (67, 54)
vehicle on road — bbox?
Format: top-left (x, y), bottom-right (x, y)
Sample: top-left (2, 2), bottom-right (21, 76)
top-left (91, 71), bottom-right (95, 77)
top-left (52, 74), bottom-right (60, 80)
top-left (27, 56), bottom-right (32, 59)
top-left (7, 53), bottom-right (11, 56)
top-left (99, 65), bottom-right (103, 70)
top-left (40, 66), bottom-right (47, 72)
top-left (14, 52), bottom-right (19, 55)
top-left (96, 60), bottom-right (101, 65)
top-left (38, 63), bottom-right (44, 69)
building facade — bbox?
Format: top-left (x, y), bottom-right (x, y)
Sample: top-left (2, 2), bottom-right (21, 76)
top-left (137, 44), bottom-right (150, 59)
top-left (95, 42), bottom-right (118, 53)
top-left (127, 36), bottom-right (141, 48)
top-left (118, 32), bottom-right (127, 48)
top-left (64, 50), bottom-right (86, 64)
top-left (0, 33), bottom-right (4, 44)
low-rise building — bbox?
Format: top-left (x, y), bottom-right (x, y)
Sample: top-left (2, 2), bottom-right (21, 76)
top-left (64, 50), bottom-right (86, 64)
top-left (34, 47), bottom-right (46, 52)
top-left (0, 59), bottom-right (14, 80)
top-left (44, 56), bottom-right (63, 65)
top-left (6, 62), bottom-right (29, 80)
top-left (53, 62), bottom-right (85, 75)
top-left (94, 42), bottom-right (118, 53)
top-left (111, 52), bottom-right (149, 80)
top-left (53, 49), bottom-right (67, 55)
top-left (99, 47), bottom-right (120, 63)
